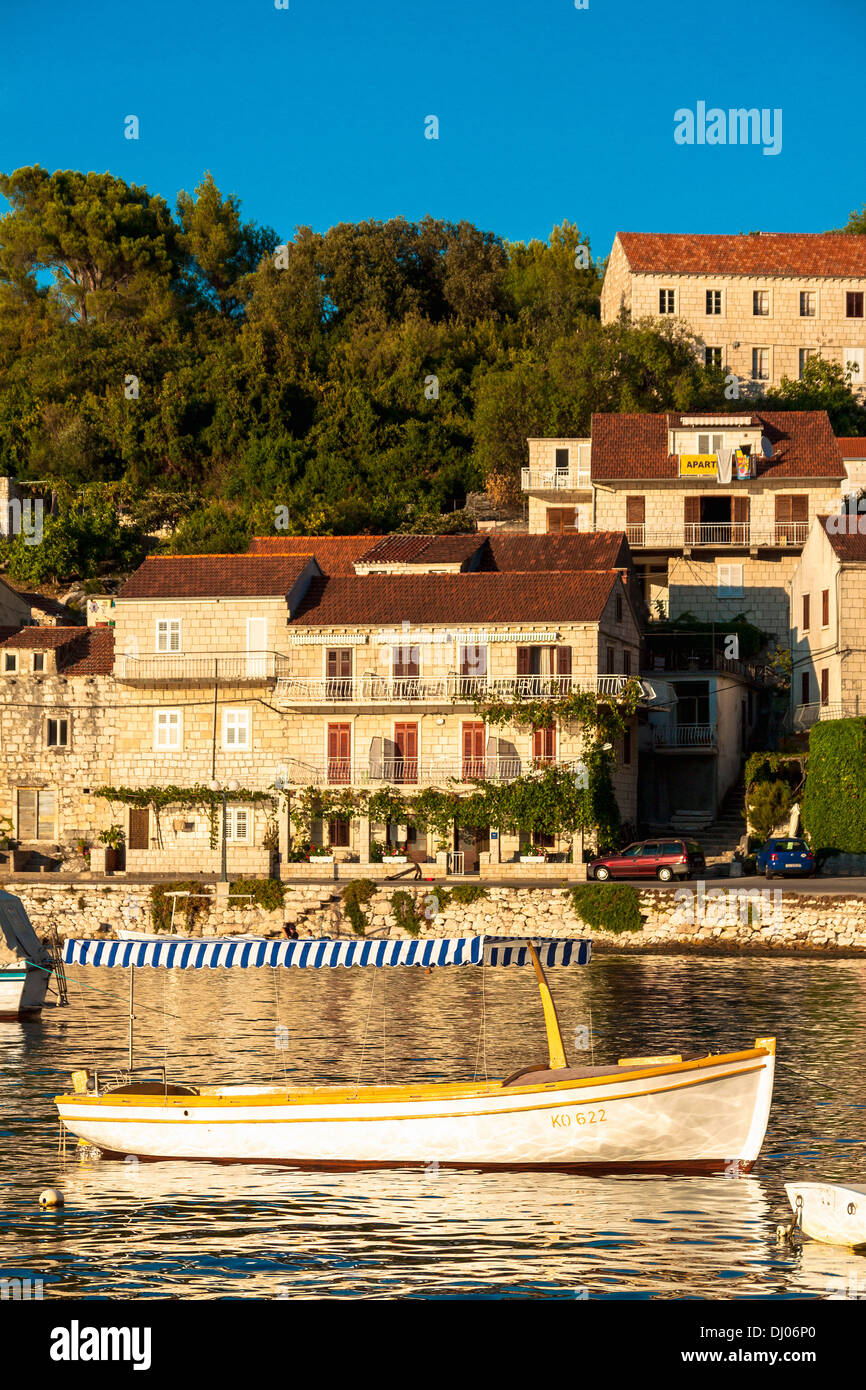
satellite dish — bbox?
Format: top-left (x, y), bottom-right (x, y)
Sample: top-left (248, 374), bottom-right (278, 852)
top-left (761, 435), bottom-right (774, 459)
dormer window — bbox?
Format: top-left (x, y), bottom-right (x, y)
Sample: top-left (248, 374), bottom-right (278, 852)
top-left (4, 652), bottom-right (16, 673)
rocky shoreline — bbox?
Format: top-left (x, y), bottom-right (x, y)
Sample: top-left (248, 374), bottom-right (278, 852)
top-left (6, 881), bottom-right (866, 957)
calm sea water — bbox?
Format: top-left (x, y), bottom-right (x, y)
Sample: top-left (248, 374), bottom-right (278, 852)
top-left (1, 953), bottom-right (865, 1299)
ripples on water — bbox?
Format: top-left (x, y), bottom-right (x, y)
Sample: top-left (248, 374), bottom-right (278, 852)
top-left (1, 953), bottom-right (866, 1298)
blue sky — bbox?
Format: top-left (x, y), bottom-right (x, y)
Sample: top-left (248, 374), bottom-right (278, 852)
top-left (1, 0), bottom-right (864, 259)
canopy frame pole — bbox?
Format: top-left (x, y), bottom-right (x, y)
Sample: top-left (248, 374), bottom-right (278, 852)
top-left (526, 942), bottom-right (568, 1072)
top-left (128, 966), bottom-right (134, 1073)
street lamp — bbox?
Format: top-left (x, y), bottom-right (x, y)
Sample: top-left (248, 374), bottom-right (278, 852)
top-left (209, 778), bottom-right (238, 882)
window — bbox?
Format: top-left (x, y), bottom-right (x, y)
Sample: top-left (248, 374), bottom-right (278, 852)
top-left (325, 648), bottom-right (352, 698)
top-left (462, 721), bottom-right (486, 780)
top-left (697, 433), bottom-right (723, 454)
top-left (846, 291), bottom-right (864, 318)
top-left (223, 708), bottom-right (250, 749)
top-left (32, 652), bottom-right (45, 673)
top-left (717, 563), bottom-right (744, 598)
top-left (46, 717), bottom-right (69, 748)
top-left (17, 789), bottom-right (56, 841)
top-left (798, 348), bottom-right (815, 378)
top-left (705, 289), bottom-right (722, 315)
top-left (606, 645), bottom-right (615, 675)
top-left (393, 722), bottom-right (418, 784)
top-left (802, 594), bottom-right (810, 631)
top-left (622, 649), bottom-right (631, 676)
top-left (775, 494), bottom-right (808, 544)
top-left (626, 495), bottom-right (645, 545)
top-left (799, 291), bottom-right (816, 317)
top-left (843, 347), bottom-right (865, 385)
top-left (516, 645), bottom-right (571, 693)
top-left (659, 289), bottom-right (675, 314)
top-left (615, 592), bottom-right (623, 623)
top-left (822, 589), bottom-right (830, 626)
top-left (4, 652), bottom-right (17, 673)
top-left (532, 725), bottom-right (556, 764)
top-left (821, 668), bottom-right (829, 705)
top-left (622, 727), bottom-right (632, 765)
top-left (554, 446), bottom-right (570, 471)
top-left (546, 507), bottom-right (579, 533)
top-left (154, 709), bottom-right (182, 750)
top-left (704, 347), bottom-right (722, 370)
top-left (392, 645), bottom-right (420, 696)
top-left (753, 290), bottom-right (770, 316)
top-left (327, 723), bottom-right (351, 784)
top-left (801, 672), bottom-right (810, 705)
top-left (329, 818), bottom-right (351, 848)
top-left (156, 619), bottom-right (181, 653)
top-left (752, 348), bottom-right (770, 381)
top-left (225, 807), bottom-right (249, 842)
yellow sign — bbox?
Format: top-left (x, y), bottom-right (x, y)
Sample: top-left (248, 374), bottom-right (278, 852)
top-left (679, 454), bottom-right (717, 476)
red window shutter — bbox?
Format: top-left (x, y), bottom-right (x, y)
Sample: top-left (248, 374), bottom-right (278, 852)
top-left (684, 496), bottom-right (700, 524)
top-left (803, 594), bottom-right (810, 630)
top-left (517, 647), bottom-right (530, 675)
top-left (733, 496), bottom-right (750, 524)
top-left (532, 725), bottom-right (555, 761)
top-left (556, 646), bottom-right (572, 675)
top-left (626, 496), bottom-right (645, 524)
top-left (792, 495), bottom-right (808, 523)
top-left (821, 669), bottom-right (829, 705)
top-left (822, 590), bottom-right (829, 626)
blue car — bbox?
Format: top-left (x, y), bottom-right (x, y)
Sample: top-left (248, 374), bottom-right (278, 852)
top-left (755, 837), bottom-right (815, 879)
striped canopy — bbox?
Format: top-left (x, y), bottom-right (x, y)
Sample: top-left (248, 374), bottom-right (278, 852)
top-left (63, 936), bottom-right (591, 971)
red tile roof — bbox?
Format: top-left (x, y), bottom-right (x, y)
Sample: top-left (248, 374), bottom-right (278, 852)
top-left (835, 437), bottom-right (866, 460)
top-left (589, 411), bottom-right (844, 480)
top-left (0, 626), bottom-right (115, 674)
top-left (246, 536), bottom-right (378, 574)
top-left (118, 554), bottom-right (315, 599)
top-left (479, 533), bottom-right (632, 571)
top-left (355, 534), bottom-right (485, 566)
top-left (617, 232), bottom-right (866, 278)
top-left (820, 515), bottom-right (866, 562)
top-left (289, 571), bottom-right (621, 627)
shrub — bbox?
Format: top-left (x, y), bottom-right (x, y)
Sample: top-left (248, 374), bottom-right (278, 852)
top-left (229, 877), bottom-right (285, 912)
top-left (747, 780), bottom-right (792, 842)
top-left (568, 883), bottom-right (642, 934)
top-left (803, 717), bottom-right (866, 852)
top-left (150, 881), bottom-right (212, 933)
top-left (389, 889), bottom-right (424, 937)
top-left (341, 879), bottom-right (377, 936)
top-left (447, 884), bottom-right (488, 905)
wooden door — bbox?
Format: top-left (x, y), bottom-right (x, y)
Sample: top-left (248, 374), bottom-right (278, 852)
top-left (532, 725), bottom-right (556, 765)
top-left (326, 648), bottom-right (352, 699)
top-left (626, 495), bottom-right (645, 545)
top-left (393, 723), bottom-right (418, 783)
top-left (462, 721), bottom-right (485, 780)
top-left (684, 495), bottom-right (700, 545)
top-left (733, 495), bottom-right (750, 544)
top-left (327, 723), bottom-right (351, 783)
top-left (776, 494), bottom-right (808, 543)
top-left (128, 807), bottom-right (150, 850)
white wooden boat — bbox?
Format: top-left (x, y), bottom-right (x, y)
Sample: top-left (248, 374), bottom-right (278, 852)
top-left (55, 935), bottom-right (777, 1171)
top-left (785, 1182), bottom-right (866, 1250)
top-left (0, 889), bottom-right (54, 1019)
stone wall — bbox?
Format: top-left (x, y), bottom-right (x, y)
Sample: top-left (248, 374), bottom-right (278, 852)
top-left (16, 881), bottom-right (866, 954)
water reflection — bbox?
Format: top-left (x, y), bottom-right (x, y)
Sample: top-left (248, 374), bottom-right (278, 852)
top-left (1, 954), bottom-right (866, 1298)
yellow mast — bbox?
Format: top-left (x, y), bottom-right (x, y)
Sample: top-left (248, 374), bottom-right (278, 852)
top-left (526, 942), bottom-right (568, 1071)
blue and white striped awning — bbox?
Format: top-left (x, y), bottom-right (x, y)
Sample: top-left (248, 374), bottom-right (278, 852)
top-left (62, 936), bottom-right (591, 970)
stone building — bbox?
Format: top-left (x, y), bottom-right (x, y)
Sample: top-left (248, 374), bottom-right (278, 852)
top-left (789, 514), bottom-right (866, 728)
top-left (0, 534), bottom-right (653, 878)
top-left (600, 232), bottom-right (866, 393)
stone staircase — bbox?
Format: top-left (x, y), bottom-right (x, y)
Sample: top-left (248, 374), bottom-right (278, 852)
top-left (696, 778), bottom-right (747, 865)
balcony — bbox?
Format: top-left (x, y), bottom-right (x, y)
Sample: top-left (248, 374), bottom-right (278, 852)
top-left (278, 756), bottom-right (583, 788)
top-left (115, 652), bottom-right (277, 682)
top-left (791, 701), bottom-right (861, 730)
top-left (626, 523), bottom-right (809, 550)
top-left (521, 466), bottom-right (592, 492)
top-left (653, 723), bottom-right (717, 750)
top-left (272, 671), bottom-right (641, 705)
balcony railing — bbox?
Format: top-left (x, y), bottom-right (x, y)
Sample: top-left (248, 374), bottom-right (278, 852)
top-left (792, 701), bottom-right (860, 730)
top-left (653, 723), bottom-right (717, 748)
top-left (115, 652), bottom-right (277, 681)
top-left (272, 672), bottom-right (638, 704)
top-left (280, 756), bottom-right (582, 787)
top-left (627, 523), bottom-right (809, 549)
top-left (521, 466), bottom-right (592, 492)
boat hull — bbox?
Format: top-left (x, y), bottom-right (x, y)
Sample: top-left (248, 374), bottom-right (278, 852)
top-left (786, 1182), bottom-right (866, 1250)
top-left (56, 1047), bottom-right (776, 1171)
top-left (0, 965), bottom-right (50, 1019)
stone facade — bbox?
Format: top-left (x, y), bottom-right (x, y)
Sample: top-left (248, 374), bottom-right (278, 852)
top-left (789, 516), bottom-right (866, 722)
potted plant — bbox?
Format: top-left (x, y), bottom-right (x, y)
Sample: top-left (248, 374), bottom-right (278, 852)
top-left (382, 840), bottom-right (409, 864)
top-left (519, 841), bottom-right (548, 864)
top-left (96, 825), bottom-right (124, 872)
top-left (75, 838), bottom-right (91, 862)
top-left (0, 815), bottom-right (13, 852)
top-left (307, 843), bottom-right (334, 864)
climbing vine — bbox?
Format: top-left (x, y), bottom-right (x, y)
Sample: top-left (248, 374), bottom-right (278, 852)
top-left (470, 677), bottom-right (643, 736)
top-left (95, 784), bottom-right (276, 848)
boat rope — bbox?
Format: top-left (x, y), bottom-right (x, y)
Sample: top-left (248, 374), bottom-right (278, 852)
top-left (271, 966), bottom-right (289, 1088)
top-left (776, 1194), bottom-right (803, 1244)
top-left (355, 965), bottom-right (379, 1090)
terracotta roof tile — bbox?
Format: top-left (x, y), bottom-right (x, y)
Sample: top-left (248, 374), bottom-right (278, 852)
top-left (820, 515), bottom-right (866, 562)
top-left (355, 534), bottom-right (485, 566)
top-left (835, 437), bottom-right (866, 460)
top-left (289, 571), bottom-right (621, 627)
top-left (0, 626), bottom-right (115, 674)
top-left (118, 554), bottom-right (315, 599)
top-left (478, 533), bottom-right (632, 571)
top-left (589, 411), bottom-right (844, 480)
top-left (617, 232), bottom-right (866, 278)
top-left (61, 628), bottom-right (115, 676)
top-left (246, 536), bottom-right (378, 574)
top-left (0, 626), bottom-right (82, 649)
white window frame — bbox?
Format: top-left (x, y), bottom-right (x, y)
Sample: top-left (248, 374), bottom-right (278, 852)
top-left (222, 708), bottom-right (251, 749)
top-left (799, 289), bottom-right (817, 318)
top-left (717, 563), bottom-right (744, 598)
top-left (154, 709), bottom-right (182, 751)
top-left (704, 347), bottom-right (722, 370)
top-left (16, 788), bottom-right (57, 842)
top-left (659, 288), bottom-right (676, 314)
top-left (156, 618), bottom-right (182, 654)
top-left (842, 346), bottom-right (865, 386)
top-left (698, 433), bottom-right (723, 453)
top-left (752, 347), bottom-right (770, 381)
top-left (752, 289), bottom-right (770, 317)
top-left (46, 715), bottom-right (69, 749)
top-left (799, 348), bottom-right (816, 378)
top-left (32, 652), bottom-right (45, 673)
top-left (4, 652), bottom-right (17, 673)
top-left (705, 288), bottom-right (723, 316)
top-left (225, 806), bottom-right (250, 842)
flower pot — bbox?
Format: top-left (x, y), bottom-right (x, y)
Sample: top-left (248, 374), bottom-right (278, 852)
top-left (519, 855), bottom-right (547, 864)
top-left (308, 855), bottom-right (334, 864)
top-left (383, 855), bottom-right (409, 864)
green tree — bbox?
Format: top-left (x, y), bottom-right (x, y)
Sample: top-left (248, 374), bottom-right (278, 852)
top-left (764, 355), bottom-right (866, 435)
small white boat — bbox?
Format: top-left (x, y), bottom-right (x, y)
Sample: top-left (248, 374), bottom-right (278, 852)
top-left (0, 889), bottom-right (55, 1019)
top-left (56, 935), bottom-right (777, 1171)
top-left (785, 1182), bottom-right (866, 1250)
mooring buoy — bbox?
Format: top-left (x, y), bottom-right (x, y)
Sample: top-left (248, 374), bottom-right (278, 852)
top-left (38, 1188), bottom-right (64, 1208)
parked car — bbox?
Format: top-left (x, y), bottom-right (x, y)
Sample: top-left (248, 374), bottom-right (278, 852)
top-left (755, 837), bottom-right (815, 878)
top-left (589, 839), bottom-right (706, 883)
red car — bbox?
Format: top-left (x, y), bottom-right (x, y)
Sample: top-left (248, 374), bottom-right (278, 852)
top-left (589, 838), bottom-right (706, 883)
